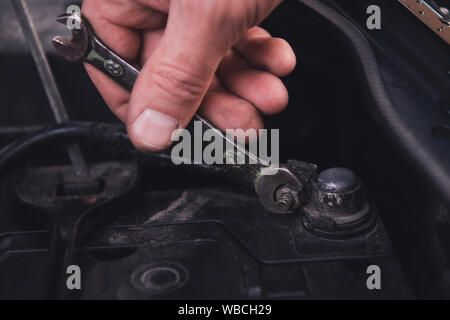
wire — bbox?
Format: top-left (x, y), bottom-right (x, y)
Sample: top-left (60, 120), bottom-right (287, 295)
top-left (0, 122), bottom-right (129, 170)
top-left (0, 122), bottom-right (227, 176)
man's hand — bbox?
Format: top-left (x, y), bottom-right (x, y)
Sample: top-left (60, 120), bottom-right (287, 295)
top-left (82, 0), bottom-right (296, 152)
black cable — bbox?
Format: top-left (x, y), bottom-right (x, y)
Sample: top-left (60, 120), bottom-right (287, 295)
top-left (0, 122), bottom-right (227, 176)
top-left (0, 122), bottom-right (126, 170)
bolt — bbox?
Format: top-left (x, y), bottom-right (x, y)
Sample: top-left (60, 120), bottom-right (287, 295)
top-left (303, 167), bottom-right (371, 238)
top-left (275, 186), bottom-right (297, 211)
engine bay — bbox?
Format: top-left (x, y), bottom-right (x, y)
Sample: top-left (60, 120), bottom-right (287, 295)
top-left (0, 0), bottom-right (449, 300)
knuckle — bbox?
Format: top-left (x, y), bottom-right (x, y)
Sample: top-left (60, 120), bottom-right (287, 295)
top-left (151, 62), bottom-right (206, 105)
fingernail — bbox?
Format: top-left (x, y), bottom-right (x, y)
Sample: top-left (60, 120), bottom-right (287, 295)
top-left (132, 109), bottom-right (179, 151)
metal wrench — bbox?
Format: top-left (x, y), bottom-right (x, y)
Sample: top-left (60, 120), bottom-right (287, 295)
top-left (52, 13), bottom-right (316, 214)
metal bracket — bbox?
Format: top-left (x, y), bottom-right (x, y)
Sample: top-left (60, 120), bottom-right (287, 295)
top-left (398, 0), bottom-right (450, 45)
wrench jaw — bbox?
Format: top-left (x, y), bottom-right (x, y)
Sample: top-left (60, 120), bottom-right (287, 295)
top-left (52, 13), bottom-right (90, 62)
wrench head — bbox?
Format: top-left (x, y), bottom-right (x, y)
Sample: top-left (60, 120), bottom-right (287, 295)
top-left (52, 13), bottom-right (90, 62)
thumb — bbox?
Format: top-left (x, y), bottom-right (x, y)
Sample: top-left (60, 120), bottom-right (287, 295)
top-left (127, 2), bottom-right (234, 152)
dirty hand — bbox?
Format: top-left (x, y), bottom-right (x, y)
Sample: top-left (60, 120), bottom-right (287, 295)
top-left (82, 0), bottom-right (296, 152)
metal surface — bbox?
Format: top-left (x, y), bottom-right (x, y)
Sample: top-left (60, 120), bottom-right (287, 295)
top-left (255, 161), bottom-right (316, 214)
top-left (16, 161), bottom-right (139, 298)
top-left (11, 0), bottom-right (88, 177)
top-left (398, 0), bottom-right (450, 45)
top-left (317, 167), bottom-right (360, 193)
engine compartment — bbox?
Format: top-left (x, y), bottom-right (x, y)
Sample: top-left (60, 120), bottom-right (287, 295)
top-left (0, 0), bottom-right (449, 299)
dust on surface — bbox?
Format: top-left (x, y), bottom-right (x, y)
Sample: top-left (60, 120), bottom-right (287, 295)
top-left (144, 190), bottom-right (210, 224)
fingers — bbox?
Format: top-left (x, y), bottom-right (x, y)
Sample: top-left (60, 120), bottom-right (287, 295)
top-left (126, 1), bottom-right (231, 152)
top-left (199, 78), bottom-right (264, 133)
top-left (81, 10), bottom-right (138, 120)
top-left (84, 64), bottom-right (130, 122)
top-left (234, 28), bottom-right (297, 77)
top-left (127, 24), bottom-right (292, 151)
top-left (81, 0), bottom-right (166, 120)
top-left (139, 30), bottom-right (267, 135)
top-left (218, 50), bottom-right (289, 115)
top-left (139, 29), bottom-right (165, 66)
top-left (82, 0), bottom-right (294, 153)
top-left (215, 27), bottom-right (294, 115)
top-left (83, 0), bottom-right (167, 60)
top-left (234, 27), bottom-right (296, 77)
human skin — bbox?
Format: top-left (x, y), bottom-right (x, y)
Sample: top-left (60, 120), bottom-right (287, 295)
top-left (82, 0), bottom-right (296, 152)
